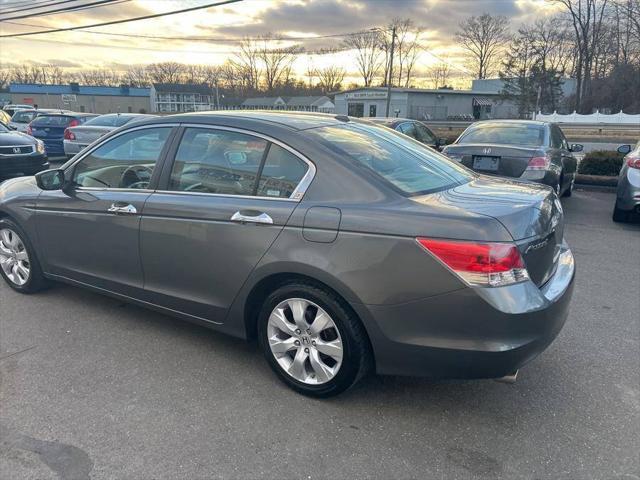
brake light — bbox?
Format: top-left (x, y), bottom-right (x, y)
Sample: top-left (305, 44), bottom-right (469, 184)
top-left (627, 156), bottom-right (640, 169)
top-left (26, 124), bottom-right (32, 135)
top-left (68, 119), bottom-right (80, 128)
top-left (416, 238), bottom-right (530, 287)
top-left (64, 128), bottom-right (75, 140)
top-left (526, 155), bottom-right (551, 170)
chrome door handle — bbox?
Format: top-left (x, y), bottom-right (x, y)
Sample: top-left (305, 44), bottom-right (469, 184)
top-left (108, 203), bottom-right (137, 215)
top-left (230, 211), bottom-right (273, 225)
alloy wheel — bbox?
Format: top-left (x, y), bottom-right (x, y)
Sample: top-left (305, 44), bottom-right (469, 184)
top-left (266, 298), bottom-right (344, 385)
top-left (0, 228), bottom-right (31, 286)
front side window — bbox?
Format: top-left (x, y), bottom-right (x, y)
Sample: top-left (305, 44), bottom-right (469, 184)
top-left (308, 124), bottom-right (472, 196)
top-left (12, 111), bottom-right (36, 123)
top-left (398, 122), bottom-right (418, 140)
top-left (73, 127), bottom-right (170, 189)
top-left (169, 128), bottom-right (267, 195)
top-left (414, 123), bottom-right (436, 145)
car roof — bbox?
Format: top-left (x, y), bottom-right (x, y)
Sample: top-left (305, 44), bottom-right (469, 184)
top-left (145, 110), bottom-right (351, 131)
top-left (469, 119), bottom-right (550, 127)
top-left (369, 117), bottom-right (414, 124)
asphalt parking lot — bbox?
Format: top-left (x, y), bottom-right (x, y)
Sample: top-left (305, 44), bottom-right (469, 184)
top-left (1, 189), bottom-right (638, 480)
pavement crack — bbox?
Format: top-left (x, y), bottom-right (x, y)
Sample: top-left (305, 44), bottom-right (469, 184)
top-left (0, 345), bottom-right (36, 362)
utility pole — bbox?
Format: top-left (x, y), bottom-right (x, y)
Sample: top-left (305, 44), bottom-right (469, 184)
top-left (385, 25), bottom-right (396, 117)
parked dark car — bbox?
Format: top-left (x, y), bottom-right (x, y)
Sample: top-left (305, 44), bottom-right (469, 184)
top-left (27, 113), bottom-right (98, 157)
top-left (613, 141), bottom-right (640, 222)
top-left (0, 112), bottom-right (575, 397)
top-left (442, 120), bottom-right (582, 197)
top-left (64, 113), bottom-right (157, 158)
top-left (9, 108), bottom-right (71, 133)
top-left (0, 122), bottom-right (49, 180)
top-left (368, 117), bottom-right (445, 150)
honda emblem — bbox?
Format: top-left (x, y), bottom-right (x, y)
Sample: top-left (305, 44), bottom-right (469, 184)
top-left (13, 147), bottom-right (20, 154)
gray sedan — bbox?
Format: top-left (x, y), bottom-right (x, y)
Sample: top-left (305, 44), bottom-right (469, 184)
top-left (442, 120), bottom-right (581, 197)
top-left (613, 141), bottom-right (640, 222)
top-left (63, 113), bottom-right (155, 158)
top-left (0, 112), bottom-right (575, 397)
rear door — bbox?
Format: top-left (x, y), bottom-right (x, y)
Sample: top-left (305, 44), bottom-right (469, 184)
top-left (139, 125), bottom-right (312, 323)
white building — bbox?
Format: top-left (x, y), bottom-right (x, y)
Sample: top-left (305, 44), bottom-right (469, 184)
top-left (150, 83), bottom-right (215, 113)
top-left (240, 95), bottom-right (335, 113)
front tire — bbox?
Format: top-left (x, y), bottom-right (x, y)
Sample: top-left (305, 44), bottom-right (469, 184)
top-left (257, 282), bottom-right (372, 398)
top-left (0, 218), bottom-right (48, 293)
top-left (612, 205), bottom-right (630, 223)
top-left (562, 175), bottom-right (574, 197)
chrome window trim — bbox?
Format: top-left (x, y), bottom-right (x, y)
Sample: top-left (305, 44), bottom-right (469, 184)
top-left (153, 189), bottom-right (298, 202)
top-left (176, 123), bottom-right (316, 202)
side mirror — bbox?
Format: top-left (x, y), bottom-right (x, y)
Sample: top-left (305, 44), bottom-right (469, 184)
top-left (617, 144), bottom-right (632, 155)
top-left (570, 144), bottom-right (583, 153)
top-left (35, 169), bottom-right (65, 191)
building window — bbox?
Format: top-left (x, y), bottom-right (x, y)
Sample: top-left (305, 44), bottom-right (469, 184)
top-left (348, 103), bottom-right (364, 117)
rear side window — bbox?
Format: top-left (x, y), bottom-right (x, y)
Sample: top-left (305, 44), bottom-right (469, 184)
top-left (32, 115), bottom-right (73, 127)
top-left (257, 144), bottom-right (308, 198)
top-left (308, 124), bottom-right (472, 196)
top-left (458, 123), bottom-right (545, 147)
top-left (169, 128), bottom-right (267, 196)
top-left (398, 122), bottom-right (418, 140)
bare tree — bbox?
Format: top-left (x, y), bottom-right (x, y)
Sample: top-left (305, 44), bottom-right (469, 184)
top-left (39, 64), bottom-right (66, 84)
top-left (343, 30), bottom-right (383, 87)
top-left (380, 19), bottom-right (424, 87)
top-left (123, 65), bottom-right (150, 87)
top-left (147, 62), bottom-right (186, 84)
top-left (551, 0), bottom-right (610, 111)
top-left (455, 13), bottom-right (511, 79)
top-left (232, 37), bottom-right (262, 92)
top-left (74, 69), bottom-right (121, 86)
top-left (426, 61), bottom-right (451, 89)
top-left (0, 67), bottom-right (10, 89)
top-left (257, 34), bottom-right (303, 92)
top-left (315, 66), bottom-right (346, 93)
top-left (10, 64), bottom-right (44, 84)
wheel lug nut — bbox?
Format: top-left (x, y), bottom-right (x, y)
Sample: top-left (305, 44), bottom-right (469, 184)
top-left (294, 340), bottom-right (300, 346)
top-left (312, 341), bottom-right (316, 346)
top-left (304, 348), bottom-right (309, 353)
top-left (295, 329), bottom-right (301, 334)
top-left (306, 329), bottom-right (312, 335)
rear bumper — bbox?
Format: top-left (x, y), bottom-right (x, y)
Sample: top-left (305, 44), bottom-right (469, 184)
top-left (519, 169), bottom-right (561, 189)
top-left (354, 244), bottom-right (575, 378)
top-left (41, 139), bottom-right (65, 156)
top-left (0, 154), bottom-right (49, 178)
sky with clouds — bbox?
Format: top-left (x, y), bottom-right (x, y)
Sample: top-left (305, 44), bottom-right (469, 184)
top-left (0, 0), bottom-right (562, 86)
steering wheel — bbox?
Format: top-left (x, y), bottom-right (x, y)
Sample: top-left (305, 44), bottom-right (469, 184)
top-left (120, 165), bottom-right (154, 189)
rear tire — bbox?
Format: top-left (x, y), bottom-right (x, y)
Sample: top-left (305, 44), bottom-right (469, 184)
top-left (0, 218), bottom-right (48, 293)
top-left (257, 281), bottom-right (372, 398)
top-left (612, 205), bottom-right (630, 223)
top-left (562, 175), bottom-right (573, 197)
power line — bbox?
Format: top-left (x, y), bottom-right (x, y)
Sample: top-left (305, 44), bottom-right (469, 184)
top-left (0, 0), bottom-right (243, 38)
top-left (0, 0), bottom-right (122, 21)
top-left (0, 0), bottom-right (78, 15)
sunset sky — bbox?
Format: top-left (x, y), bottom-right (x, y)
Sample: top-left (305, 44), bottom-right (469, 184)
top-left (0, 0), bottom-right (562, 87)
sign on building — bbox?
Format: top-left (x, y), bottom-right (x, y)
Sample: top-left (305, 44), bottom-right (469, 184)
top-left (61, 94), bottom-right (77, 103)
top-left (344, 91), bottom-right (388, 100)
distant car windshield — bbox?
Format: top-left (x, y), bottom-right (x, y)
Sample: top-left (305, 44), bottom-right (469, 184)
top-left (12, 110), bottom-right (37, 123)
top-left (458, 123), bottom-right (546, 147)
top-left (308, 123), bottom-right (473, 196)
top-left (84, 115), bottom-right (135, 127)
top-left (0, 123), bottom-right (9, 133)
top-left (32, 115), bottom-right (74, 127)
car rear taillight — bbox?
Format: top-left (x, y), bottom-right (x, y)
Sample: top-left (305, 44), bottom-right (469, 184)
top-left (64, 128), bottom-right (75, 140)
top-left (526, 155), bottom-right (551, 171)
top-left (26, 124), bottom-right (32, 135)
top-left (68, 119), bottom-right (80, 128)
top-left (627, 156), bottom-right (640, 169)
top-left (416, 238), bottom-right (530, 287)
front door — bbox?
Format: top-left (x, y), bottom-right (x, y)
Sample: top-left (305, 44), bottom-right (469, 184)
top-left (36, 126), bottom-right (174, 294)
top-left (140, 126), bottom-right (311, 323)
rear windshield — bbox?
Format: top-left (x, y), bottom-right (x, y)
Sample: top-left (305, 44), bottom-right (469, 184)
top-left (308, 123), bottom-right (472, 196)
top-left (12, 111), bottom-right (37, 123)
top-left (32, 115), bottom-right (74, 127)
top-left (84, 115), bottom-right (134, 127)
top-left (458, 124), bottom-right (546, 147)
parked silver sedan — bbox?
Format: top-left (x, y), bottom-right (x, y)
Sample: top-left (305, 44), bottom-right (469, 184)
top-left (613, 141), bottom-right (640, 222)
top-left (63, 113), bottom-right (155, 158)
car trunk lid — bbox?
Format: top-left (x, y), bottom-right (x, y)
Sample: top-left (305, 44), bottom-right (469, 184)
top-left (445, 143), bottom-right (541, 178)
top-left (419, 176), bottom-right (564, 286)
top-left (68, 126), bottom-right (113, 144)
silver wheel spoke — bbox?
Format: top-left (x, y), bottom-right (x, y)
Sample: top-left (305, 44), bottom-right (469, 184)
top-left (288, 348), bottom-right (308, 380)
top-left (0, 229), bottom-right (13, 247)
top-left (269, 308), bottom-right (297, 336)
top-left (269, 335), bottom-right (297, 355)
top-left (309, 349), bottom-right (333, 383)
top-left (15, 251), bottom-right (28, 261)
top-left (288, 299), bottom-right (309, 331)
top-left (0, 229), bottom-right (30, 286)
top-left (315, 339), bottom-right (343, 362)
top-left (309, 311), bottom-right (332, 335)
